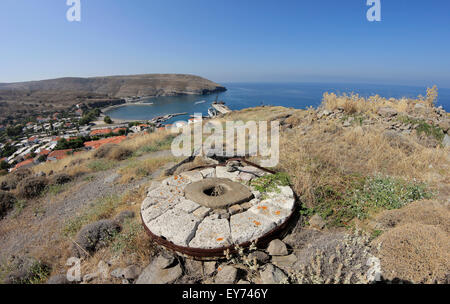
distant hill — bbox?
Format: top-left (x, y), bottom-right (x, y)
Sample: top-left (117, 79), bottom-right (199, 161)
top-left (0, 74), bottom-right (226, 122)
top-left (0, 74), bottom-right (226, 98)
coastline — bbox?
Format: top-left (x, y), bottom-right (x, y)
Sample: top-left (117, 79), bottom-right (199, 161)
top-left (101, 101), bottom-right (155, 114)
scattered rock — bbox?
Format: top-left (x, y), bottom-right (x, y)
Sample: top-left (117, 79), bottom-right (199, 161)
top-left (438, 120), bottom-right (449, 133)
top-left (135, 259), bottom-right (182, 284)
top-left (259, 264), bottom-right (288, 284)
top-left (378, 107), bottom-right (398, 118)
top-left (248, 251), bottom-right (270, 264)
top-left (266, 239), bottom-right (288, 256)
top-left (154, 252), bottom-right (176, 269)
top-left (237, 280), bottom-right (250, 284)
top-left (228, 204), bottom-right (243, 215)
top-left (72, 219), bottom-right (121, 258)
top-left (83, 273), bottom-right (98, 283)
top-left (443, 134), bottom-right (450, 148)
top-left (111, 265), bottom-right (141, 281)
top-left (271, 254), bottom-right (298, 269)
top-left (215, 265), bottom-right (238, 284)
top-left (309, 214), bottom-right (326, 230)
top-left (413, 103), bottom-right (427, 112)
top-left (226, 161), bottom-right (241, 172)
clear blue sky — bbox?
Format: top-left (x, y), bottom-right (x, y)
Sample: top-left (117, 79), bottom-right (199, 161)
top-left (1, 0), bottom-right (449, 88)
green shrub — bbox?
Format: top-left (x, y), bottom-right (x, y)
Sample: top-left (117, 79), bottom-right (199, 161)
top-left (250, 172), bottom-right (291, 196)
top-left (135, 134), bottom-right (176, 155)
top-left (397, 116), bottom-right (444, 142)
top-left (104, 116), bottom-right (113, 124)
top-left (312, 175), bottom-right (432, 227)
top-left (63, 194), bottom-right (121, 237)
top-left (17, 177), bottom-right (49, 199)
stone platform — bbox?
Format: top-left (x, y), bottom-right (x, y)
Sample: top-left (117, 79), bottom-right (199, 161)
top-left (140, 163), bottom-right (296, 257)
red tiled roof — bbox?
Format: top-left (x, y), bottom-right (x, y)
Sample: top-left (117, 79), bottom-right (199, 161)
top-left (39, 149), bottom-right (51, 156)
top-left (90, 129), bottom-right (112, 136)
top-left (112, 128), bottom-right (126, 133)
top-left (48, 149), bottom-right (73, 160)
top-left (14, 159), bottom-right (34, 170)
top-left (139, 124), bottom-right (150, 128)
top-left (84, 136), bottom-right (127, 150)
top-left (28, 136), bottom-right (38, 141)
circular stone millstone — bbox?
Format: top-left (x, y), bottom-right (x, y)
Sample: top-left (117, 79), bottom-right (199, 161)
top-left (184, 178), bottom-right (254, 209)
top-left (140, 164), bottom-right (296, 257)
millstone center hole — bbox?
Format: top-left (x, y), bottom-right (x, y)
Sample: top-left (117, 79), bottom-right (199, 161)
top-left (203, 185), bottom-right (226, 197)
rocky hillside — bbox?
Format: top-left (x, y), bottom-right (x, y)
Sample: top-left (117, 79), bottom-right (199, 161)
top-left (0, 74), bottom-right (226, 98)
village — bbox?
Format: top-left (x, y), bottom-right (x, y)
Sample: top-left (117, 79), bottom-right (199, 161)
top-left (0, 104), bottom-right (201, 174)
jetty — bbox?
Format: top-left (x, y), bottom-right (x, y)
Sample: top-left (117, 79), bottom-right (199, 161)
top-left (211, 102), bottom-right (231, 115)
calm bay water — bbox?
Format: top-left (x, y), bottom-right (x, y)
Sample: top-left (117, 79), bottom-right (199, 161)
top-left (104, 82), bottom-right (450, 124)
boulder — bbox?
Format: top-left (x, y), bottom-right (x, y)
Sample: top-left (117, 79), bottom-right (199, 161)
top-left (309, 214), bottom-right (326, 230)
top-left (259, 264), bottom-right (288, 284)
top-left (266, 239), bottom-right (288, 256)
top-left (438, 120), bottom-right (449, 133)
top-left (214, 265), bottom-right (238, 284)
top-left (378, 107), bottom-right (398, 118)
top-left (72, 219), bottom-right (121, 257)
top-left (111, 265), bottom-right (141, 281)
top-left (443, 134), bottom-right (450, 148)
top-left (135, 259), bottom-right (182, 284)
top-left (248, 251), bottom-right (270, 264)
top-left (154, 252), bottom-right (176, 269)
top-left (271, 254), bottom-right (298, 269)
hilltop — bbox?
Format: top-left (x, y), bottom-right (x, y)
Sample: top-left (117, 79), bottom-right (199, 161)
top-left (0, 87), bottom-right (449, 284)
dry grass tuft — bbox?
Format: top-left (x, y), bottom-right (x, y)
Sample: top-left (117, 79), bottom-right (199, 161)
top-left (93, 144), bottom-right (132, 161)
top-left (375, 200), bottom-right (450, 233)
top-left (321, 86), bottom-right (438, 115)
top-left (278, 123), bottom-right (448, 209)
top-left (118, 156), bottom-right (180, 184)
top-left (374, 223), bottom-right (449, 283)
top-left (124, 130), bottom-right (174, 153)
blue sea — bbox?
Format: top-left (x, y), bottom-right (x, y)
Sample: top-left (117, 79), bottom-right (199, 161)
top-left (104, 82), bottom-right (450, 124)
